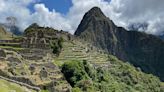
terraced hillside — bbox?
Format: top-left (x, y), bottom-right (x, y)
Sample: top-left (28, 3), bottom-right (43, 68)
top-left (56, 39), bottom-right (164, 92)
top-left (0, 24), bottom-right (72, 92)
top-left (0, 47), bottom-right (71, 92)
top-left (56, 40), bottom-right (109, 67)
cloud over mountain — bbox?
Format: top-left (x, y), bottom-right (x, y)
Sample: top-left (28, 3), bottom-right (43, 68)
top-left (0, 0), bottom-right (164, 35)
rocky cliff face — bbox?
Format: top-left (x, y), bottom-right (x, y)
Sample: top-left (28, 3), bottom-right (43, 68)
top-left (75, 7), bottom-right (164, 81)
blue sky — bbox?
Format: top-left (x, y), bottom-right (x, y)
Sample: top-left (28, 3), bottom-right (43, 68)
top-left (28, 0), bottom-right (111, 14)
top-left (40, 0), bottom-right (72, 14)
top-left (28, 0), bottom-right (73, 14)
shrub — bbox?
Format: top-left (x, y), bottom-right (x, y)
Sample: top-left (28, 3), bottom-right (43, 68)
top-left (72, 87), bottom-right (82, 92)
top-left (61, 60), bottom-right (89, 86)
top-left (62, 60), bottom-right (162, 92)
top-left (50, 37), bottom-right (63, 56)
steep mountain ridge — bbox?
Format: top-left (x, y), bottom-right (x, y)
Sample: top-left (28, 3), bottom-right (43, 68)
top-left (75, 7), bottom-right (164, 81)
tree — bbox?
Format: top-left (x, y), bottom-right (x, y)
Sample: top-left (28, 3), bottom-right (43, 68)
top-left (50, 37), bottom-right (63, 56)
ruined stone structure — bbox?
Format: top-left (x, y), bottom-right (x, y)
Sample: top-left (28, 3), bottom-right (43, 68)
top-left (22, 24), bottom-right (63, 49)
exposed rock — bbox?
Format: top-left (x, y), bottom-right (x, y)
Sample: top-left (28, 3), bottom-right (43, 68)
top-left (40, 67), bottom-right (48, 79)
top-left (29, 64), bottom-right (36, 71)
top-left (21, 72), bottom-right (26, 75)
top-left (75, 7), bottom-right (164, 81)
top-left (0, 49), bottom-right (6, 58)
top-left (8, 67), bottom-right (16, 75)
top-left (7, 57), bottom-right (21, 64)
top-left (42, 62), bottom-right (56, 70)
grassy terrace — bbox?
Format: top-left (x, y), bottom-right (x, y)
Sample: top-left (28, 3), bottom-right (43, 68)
top-left (54, 40), bottom-right (109, 68)
top-left (0, 42), bottom-right (21, 46)
top-left (0, 79), bottom-right (36, 92)
top-left (0, 46), bottom-right (25, 51)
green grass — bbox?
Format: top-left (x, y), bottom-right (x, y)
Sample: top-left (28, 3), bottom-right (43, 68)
top-left (0, 43), bottom-right (20, 45)
top-left (0, 46), bottom-right (25, 51)
top-left (54, 59), bottom-right (63, 67)
top-left (41, 90), bottom-right (49, 92)
top-left (0, 79), bottom-right (36, 92)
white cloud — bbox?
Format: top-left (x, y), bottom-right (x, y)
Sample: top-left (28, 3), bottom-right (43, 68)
top-left (0, 0), bottom-right (164, 35)
top-left (109, 0), bottom-right (164, 35)
top-left (0, 0), bottom-right (72, 33)
top-left (31, 4), bottom-right (72, 32)
top-left (0, 0), bottom-right (34, 30)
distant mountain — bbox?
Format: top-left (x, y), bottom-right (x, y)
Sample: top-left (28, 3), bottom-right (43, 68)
top-left (128, 22), bottom-right (148, 32)
top-left (159, 34), bottom-right (164, 40)
top-left (0, 23), bottom-right (22, 36)
top-left (75, 7), bottom-right (164, 81)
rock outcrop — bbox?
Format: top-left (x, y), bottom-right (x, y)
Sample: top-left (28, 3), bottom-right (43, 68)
top-left (75, 7), bottom-right (164, 81)
top-left (0, 49), bottom-right (6, 58)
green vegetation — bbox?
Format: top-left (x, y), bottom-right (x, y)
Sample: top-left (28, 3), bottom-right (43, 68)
top-left (0, 79), bottom-right (36, 92)
top-left (0, 26), bottom-right (14, 40)
top-left (41, 90), bottom-right (49, 92)
top-left (53, 59), bottom-right (63, 67)
top-left (12, 36), bottom-right (23, 41)
top-left (62, 59), bottom-right (163, 92)
top-left (50, 37), bottom-right (63, 56)
top-left (0, 46), bottom-right (24, 51)
top-left (62, 60), bottom-right (89, 87)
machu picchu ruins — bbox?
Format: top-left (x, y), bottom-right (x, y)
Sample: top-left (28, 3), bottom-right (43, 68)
top-left (0, 23), bottom-right (73, 92)
top-left (0, 5), bottom-right (164, 92)
top-left (0, 23), bottom-right (109, 92)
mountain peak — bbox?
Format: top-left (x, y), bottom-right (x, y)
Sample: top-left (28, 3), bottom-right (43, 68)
top-left (86, 7), bottom-right (106, 19)
top-left (88, 7), bottom-right (102, 14)
top-left (75, 7), bottom-right (110, 36)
